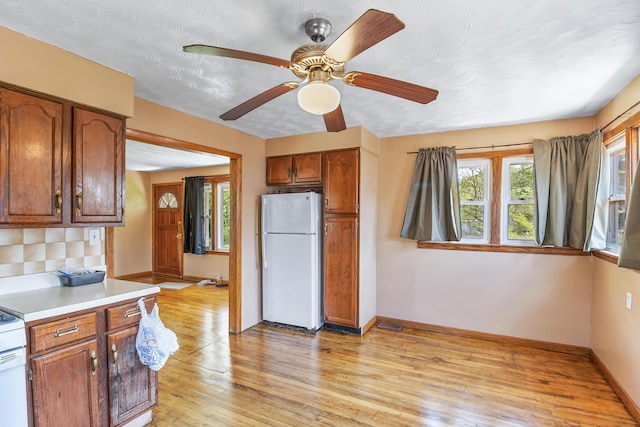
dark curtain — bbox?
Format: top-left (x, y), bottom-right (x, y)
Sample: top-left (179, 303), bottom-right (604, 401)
top-left (183, 176), bottom-right (205, 254)
top-left (400, 146), bottom-right (461, 242)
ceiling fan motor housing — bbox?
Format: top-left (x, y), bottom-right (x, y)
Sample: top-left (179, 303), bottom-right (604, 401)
top-left (305, 17), bottom-right (332, 43)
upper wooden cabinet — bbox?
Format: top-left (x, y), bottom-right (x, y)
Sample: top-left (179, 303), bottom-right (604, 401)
top-left (0, 85), bottom-right (125, 227)
top-left (0, 89), bottom-right (64, 224)
top-left (324, 149), bottom-right (359, 214)
top-left (73, 108), bottom-right (124, 224)
top-left (266, 152), bottom-right (323, 186)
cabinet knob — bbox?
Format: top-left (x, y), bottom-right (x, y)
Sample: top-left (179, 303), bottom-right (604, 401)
top-left (55, 190), bottom-right (62, 214)
top-left (90, 350), bottom-right (97, 376)
top-left (111, 343), bottom-right (118, 372)
top-left (75, 190), bottom-right (83, 212)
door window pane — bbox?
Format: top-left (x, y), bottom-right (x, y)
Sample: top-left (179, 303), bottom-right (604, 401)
top-left (158, 192), bottom-right (178, 208)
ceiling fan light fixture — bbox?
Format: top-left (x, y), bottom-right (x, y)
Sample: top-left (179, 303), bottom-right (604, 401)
top-left (297, 81), bottom-right (340, 115)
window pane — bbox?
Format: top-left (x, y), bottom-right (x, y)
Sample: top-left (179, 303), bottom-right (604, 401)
top-left (158, 192), bottom-right (178, 209)
top-left (216, 182), bottom-right (231, 251)
top-left (458, 167), bottom-right (484, 201)
top-left (509, 164), bottom-right (534, 200)
top-left (221, 186), bottom-right (231, 249)
top-left (610, 149), bottom-right (626, 197)
top-left (607, 200), bottom-right (626, 246)
top-left (507, 204), bottom-right (534, 240)
top-left (461, 205), bottom-right (484, 239)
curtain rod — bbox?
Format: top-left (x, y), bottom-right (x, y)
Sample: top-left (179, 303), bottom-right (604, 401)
top-left (601, 99), bottom-right (640, 132)
top-left (406, 141), bottom-right (532, 154)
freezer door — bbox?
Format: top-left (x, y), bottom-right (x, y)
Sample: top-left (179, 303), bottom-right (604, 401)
top-left (262, 233), bottom-right (321, 330)
top-left (262, 193), bottom-right (319, 234)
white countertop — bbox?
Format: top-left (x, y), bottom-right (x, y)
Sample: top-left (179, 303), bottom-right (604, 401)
top-left (0, 279), bottom-right (160, 322)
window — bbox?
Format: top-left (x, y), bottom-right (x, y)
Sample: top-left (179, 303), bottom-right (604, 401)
top-left (501, 157), bottom-right (535, 244)
top-left (457, 159), bottom-right (491, 242)
top-left (203, 175), bottom-right (230, 252)
top-left (606, 135), bottom-right (626, 252)
top-left (456, 153), bottom-right (534, 246)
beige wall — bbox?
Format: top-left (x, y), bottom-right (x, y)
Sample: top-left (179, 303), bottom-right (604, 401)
top-left (592, 258), bottom-right (640, 407)
top-left (591, 74), bottom-right (640, 408)
top-left (377, 117), bottom-right (597, 346)
top-left (0, 26), bottom-right (133, 116)
top-left (126, 98), bottom-right (265, 330)
top-left (114, 171), bottom-right (152, 276)
top-left (266, 126), bottom-right (364, 156)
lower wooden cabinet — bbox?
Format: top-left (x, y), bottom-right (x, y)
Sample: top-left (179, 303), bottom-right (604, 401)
top-left (27, 297), bottom-right (158, 427)
top-left (31, 339), bottom-right (100, 426)
top-left (107, 299), bottom-right (158, 426)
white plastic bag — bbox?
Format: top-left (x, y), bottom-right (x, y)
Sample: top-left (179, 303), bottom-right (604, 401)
top-left (135, 297), bottom-right (179, 371)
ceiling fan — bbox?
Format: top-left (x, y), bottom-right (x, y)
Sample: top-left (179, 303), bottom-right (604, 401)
top-left (183, 9), bottom-right (439, 133)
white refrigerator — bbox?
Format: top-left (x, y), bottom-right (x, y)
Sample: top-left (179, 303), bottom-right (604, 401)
top-left (261, 192), bottom-right (323, 330)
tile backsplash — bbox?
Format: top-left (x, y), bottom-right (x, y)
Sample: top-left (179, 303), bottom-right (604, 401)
top-left (0, 228), bottom-right (105, 278)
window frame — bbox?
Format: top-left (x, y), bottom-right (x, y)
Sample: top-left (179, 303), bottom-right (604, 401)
top-left (418, 147), bottom-right (585, 256)
top-left (203, 174), bottom-right (230, 255)
top-left (593, 111), bottom-right (640, 264)
top-left (604, 135), bottom-right (626, 252)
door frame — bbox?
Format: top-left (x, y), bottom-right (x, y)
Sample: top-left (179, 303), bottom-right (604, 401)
top-left (152, 182), bottom-right (184, 278)
top-left (106, 128), bottom-right (243, 333)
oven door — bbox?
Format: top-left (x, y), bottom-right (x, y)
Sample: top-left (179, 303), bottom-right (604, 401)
top-left (0, 347), bottom-right (28, 427)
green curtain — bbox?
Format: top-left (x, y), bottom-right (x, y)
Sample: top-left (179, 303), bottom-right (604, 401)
top-left (533, 129), bottom-right (607, 250)
top-left (618, 163), bottom-right (640, 269)
top-left (401, 147), bottom-right (461, 242)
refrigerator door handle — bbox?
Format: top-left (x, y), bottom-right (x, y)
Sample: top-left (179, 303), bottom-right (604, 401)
top-left (261, 234), bottom-right (268, 269)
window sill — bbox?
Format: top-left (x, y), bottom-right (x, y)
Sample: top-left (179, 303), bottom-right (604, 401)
top-left (592, 250), bottom-right (619, 265)
top-left (204, 250), bottom-right (230, 256)
top-left (416, 241), bottom-right (589, 256)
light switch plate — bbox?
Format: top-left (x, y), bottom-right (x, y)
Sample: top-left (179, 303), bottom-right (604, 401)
top-left (88, 229), bottom-right (100, 246)
top-left (626, 292), bottom-right (633, 310)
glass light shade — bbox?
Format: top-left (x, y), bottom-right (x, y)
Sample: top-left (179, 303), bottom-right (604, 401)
top-left (297, 82), bottom-right (340, 115)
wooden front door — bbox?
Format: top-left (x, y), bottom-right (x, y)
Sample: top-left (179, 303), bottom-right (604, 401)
top-left (153, 183), bottom-right (183, 277)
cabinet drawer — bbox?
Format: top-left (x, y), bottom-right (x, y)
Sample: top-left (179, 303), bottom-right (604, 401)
top-left (107, 297), bottom-right (155, 331)
top-left (31, 313), bottom-right (97, 353)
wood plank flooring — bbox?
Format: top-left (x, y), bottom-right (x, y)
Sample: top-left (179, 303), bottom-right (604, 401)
top-left (134, 277), bottom-right (636, 426)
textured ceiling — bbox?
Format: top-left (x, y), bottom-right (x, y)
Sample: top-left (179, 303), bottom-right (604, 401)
top-left (126, 140), bottom-right (229, 171)
top-left (1, 0), bottom-right (640, 141)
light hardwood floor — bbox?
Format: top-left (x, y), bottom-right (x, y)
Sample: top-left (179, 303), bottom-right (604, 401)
top-left (137, 277), bottom-right (636, 426)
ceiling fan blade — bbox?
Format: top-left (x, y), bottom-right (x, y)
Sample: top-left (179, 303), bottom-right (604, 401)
top-left (183, 44), bottom-right (294, 68)
top-left (323, 105), bottom-right (347, 132)
top-left (220, 82), bottom-right (299, 121)
top-left (344, 72), bottom-right (439, 104)
top-left (323, 9), bottom-right (405, 63)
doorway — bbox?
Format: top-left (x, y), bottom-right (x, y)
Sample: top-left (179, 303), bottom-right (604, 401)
top-left (107, 128), bottom-right (242, 333)
top-left (152, 183), bottom-right (183, 278)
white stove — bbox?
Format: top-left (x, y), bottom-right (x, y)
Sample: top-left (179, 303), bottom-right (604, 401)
top-left (0, 310), bottom-right (28, 427)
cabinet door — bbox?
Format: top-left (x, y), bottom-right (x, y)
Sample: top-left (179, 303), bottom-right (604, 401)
top-left (31, 339), bottom-right (100, 427)
top-left (324, 149), bottom-right (359, 214)
top-left (323, 217), bottom-right (359, 327)
top-left (266, 156), bottom-right (293, 185)
top-left (0, 88), bottom-right (64, 224)
top-left (108, 326), bottom-right (158, 426)
top-left (293, 152), bottom-right (322, 184)
top-left (73, 108), bottom-right (124, 224)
